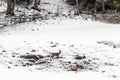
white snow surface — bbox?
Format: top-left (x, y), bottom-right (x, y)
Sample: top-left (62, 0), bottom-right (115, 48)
top-left (0, 0), bottom-right (120, 80)
top-left (0, 17), bottom-right (120, 80)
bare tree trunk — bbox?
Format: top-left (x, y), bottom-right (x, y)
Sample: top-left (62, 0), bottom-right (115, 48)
top-left (38, 0), bottom-right (41, 5)
top-left (6, 0), bottom-right (11, 15)
top-left (94, 0), bottom-right (97, 15)
top-left (101, 0), bottom-right (105, 14)
top-left (27, 0), bottom-right (31, 5)
top-left (94, 0), bottom-right (97, 20)
top-left (86, 2), bottom-right (90, 14)
top-left (34, 0), bottom-right (38, 8)
top-left (11, 0), bottom-right (16, 15)
top-left (32, 0), bottom-right (40, 11)
top-left (6, 0), bottom-right (16, 16)
top-left (75, 0), bottom-right (82, 15)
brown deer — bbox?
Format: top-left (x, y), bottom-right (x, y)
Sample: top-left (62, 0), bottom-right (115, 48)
top-left (51, 50), bottom-right (61, 58)
top-left (74, 64), bottom-right (84, 72)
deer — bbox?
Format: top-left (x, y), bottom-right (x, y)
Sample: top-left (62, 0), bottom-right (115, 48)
top-left (51, 50), bottom-right (61, 58)
top-left (74, 64), bottom-right (84, 72)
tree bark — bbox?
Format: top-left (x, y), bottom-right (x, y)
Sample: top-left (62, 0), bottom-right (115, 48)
top-left (86, 2), bottom-right (90, 14)
top-left (38, 0), bottom-right (41, 5)
top-left (6, 0), bottom-right (16, 16)
top-left (101, 0), bottom-right (105, 14)
top-left (75, 0), bottom-right (82, 15)
top-left (27, 0), bottom-right (31, 5)
top-left (32, 0), bottom-right (40, 11)
top-left (34, 0), bottom-right (38, 8)
top-left (94, 0), bottom-right (97, 15)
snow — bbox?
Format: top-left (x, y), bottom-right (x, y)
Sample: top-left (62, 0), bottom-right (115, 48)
top-left (0, 0), bottom-right (120, 80)
top-left (1, 18), bottom-right (120, 41)
top-left (0, 69), bottom-right (112, 80)
top-left (0, 17), bottom-right (120, 80)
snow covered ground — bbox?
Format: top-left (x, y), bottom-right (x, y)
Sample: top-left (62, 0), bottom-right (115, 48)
top-left (0, 17), bottom-right (120, 80)
top-left (0, 0), bottom-right (120, 80)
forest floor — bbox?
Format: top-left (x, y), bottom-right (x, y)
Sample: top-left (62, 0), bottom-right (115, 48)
top-left (97, 13), bottom-right (120, 24)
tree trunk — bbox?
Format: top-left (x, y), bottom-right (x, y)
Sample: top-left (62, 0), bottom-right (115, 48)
top-left (6, 0), bottom-right (16, 16)
top-left (32, 0), bottom-right (40, 11)
top-left (86, 2), bottom-right (90, 14)
top-left (27, 0), bottom-right (31, 5)
top-left (93, 0), bottom-right (97, 20)
top-left (34, 0), bottom-right (38, 8)
top-left (38, 0), bottom-right (41, 5)
top-left (101, 0), bottom-right (105, 14)
top-left (75, 0), bottom-right (82, 15)
top-left (94, 0), bottom-right (97, 15)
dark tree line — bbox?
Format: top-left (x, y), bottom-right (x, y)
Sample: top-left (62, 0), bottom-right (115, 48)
top-left (6, 0), bottom-right (41, 16)
top-left (6, 0), bottom-right (120, 16)
top-left (67, 0), bottom-right (120, 15)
